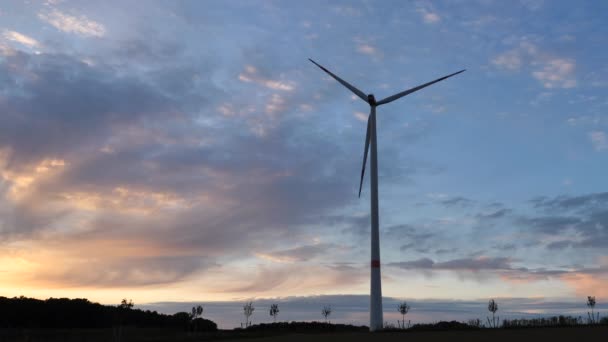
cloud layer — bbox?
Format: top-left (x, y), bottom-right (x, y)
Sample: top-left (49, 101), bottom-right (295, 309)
top-left (0, 0), bottom-right (607, 311)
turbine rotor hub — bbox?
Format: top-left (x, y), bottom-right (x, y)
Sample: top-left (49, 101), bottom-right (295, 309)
top-left (367, 94), bottom-right (377, 106)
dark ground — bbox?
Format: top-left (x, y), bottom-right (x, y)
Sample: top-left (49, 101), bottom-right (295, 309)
top-left (226, 326), bottom-right (608, 342)
top-left (1, 326), bottom-right (606, 341)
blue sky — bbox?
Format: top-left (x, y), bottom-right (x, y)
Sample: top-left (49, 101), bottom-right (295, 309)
top-left (0, 0), bottom-right (607, 328)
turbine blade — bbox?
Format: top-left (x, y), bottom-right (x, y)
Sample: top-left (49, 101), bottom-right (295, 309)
top-left (358, 115), bottom-right (371, 198)
top-left (376, 69), bottom-right (466, 106)
top-left (309, 58), bottom-right (368, 103)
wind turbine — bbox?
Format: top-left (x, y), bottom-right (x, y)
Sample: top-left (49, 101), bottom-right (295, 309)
top-left (309, 59), bottom-right (464, 331)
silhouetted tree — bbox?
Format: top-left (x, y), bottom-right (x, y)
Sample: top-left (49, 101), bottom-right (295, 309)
top-left (189, 305), bottom-right (203, 320)
top-left (467, 319), bottom-right (482, 328)
top-left (487, 299), bottom-right (499, 328)
top-left (114, 299), bottom-right (133, 342)
top-left (189, 305), bottom-right (204, 332)
top-left (587, 296), bottom-right (599, 324)
top-left (269, 303), bottom-right (280, 322)
top-left (243, 302), bottom-right (255, 328)
top-left (502, 315), bottom-right (582, 328)
top-left (322, 305), bottom-right (332, 323)
top-left (119, 298), bottom-right (134, 310)
top-left (398, 301), bottom-right (411, 329)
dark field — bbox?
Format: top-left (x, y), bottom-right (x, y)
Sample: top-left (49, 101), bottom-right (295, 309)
top-left (227, 326), bottom-right (608, 342)
top-left (3, 326), bottom-right (606, 342)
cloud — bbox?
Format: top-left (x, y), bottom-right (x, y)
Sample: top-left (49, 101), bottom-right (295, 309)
top-left (492, 51), bottom-right (522, 71)
top-left (532, 192), bottom-right (608, 212)
top-left (516, 216), bottom-right (581, 234)
top-left (111, 38), bottom-right (184, 64)
top-left (2, 30), bottom-right (39, 48)
top-left (440, 196), bottom-right (474, 208)
top-left (589, 131), bottom-right (608, 151)
top-left (391, 257), bottom-right (435, 269)
top-left (389, 255), bottom-right (608, 294)
top-left (352, 36), bottom-right (383, 59)
top-left (390, 256), bottom-right (512, 271)
top-left (356, 44), bottom-right (380, 57)
top-left (520, 192), bottom-right (608, 250)
top-left (353, 111), bottom-right (367, 122)
top-left (416, 8), bottom-right (441, 24)
top-left (265, 93), bottom-right (287, 115)
top-left (546, 240), bottom-right (573, 250)
top-left (476, 208), bottom-right (512, 220)
top-left (34, 255), bottom-right (210, 287)
top-left (238, 65), bottom-right (295, 91)
top-left (532, 58), bottom-right (577, 89)
top-left (491, 41), bottom-right (577, 88)
top-left (0, 51), bottom-right (178, 168)
top-left (221, 263), bottom-right (367, 294)
top-left (385, 224), bottom-right (435, 248)
top-left (38, 9), bottom-right (106, 37)
top-left (255, 243), bottom-right (335, 263)
top-left (0, 43), bottom-right (387, 289)
top-left (422, 12), bottom-right (441, 23)
top-left (561, 272), bottom-right (608, 298)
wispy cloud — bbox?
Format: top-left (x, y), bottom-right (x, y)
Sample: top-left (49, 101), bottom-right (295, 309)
top-left (2, 30), bottom-right (40, 48)
top-left (390, 256), bottom-right (513, 271)
top-left (255, 243), bottom-right (334, 263)
top-left (38, 9), bottom-right (106, 37)
top-left (353, 36), bottom-right (383, 59)
top-left (238, 65), bottom-right (295, 91)
top-left (440, 196), bottom-right (474, 208)
top-left (520, 0), bottom-right (544, 11)
top-left (532, 58), bottom-right (577, 89)
top-left (492, 50), bottom-right (522, 70)
top-left (416, 8), bottom-right (441, 24)
top-left (353, 111), bottom-right (367, 122)
top-left (357, 44), bottom-right (378, 56)
top-left (589, 131), bottom-right (608, 151)
top-left (423, 11), bottom-right (441, 23)
top-left (492, 41), bottom-right (577, 88)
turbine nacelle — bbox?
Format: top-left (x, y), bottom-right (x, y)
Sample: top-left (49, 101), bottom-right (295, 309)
top-left (367, 94), bottom-right (377, 106)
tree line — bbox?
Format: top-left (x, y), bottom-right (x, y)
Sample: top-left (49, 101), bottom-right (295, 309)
top-left (0, 296), bottom-right (217, 331)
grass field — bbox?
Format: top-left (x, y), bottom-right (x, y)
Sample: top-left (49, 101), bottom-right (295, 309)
top-left (1, 325), bottom-right (606, 341)
top-left (226, 326), bottom-right (608, 342)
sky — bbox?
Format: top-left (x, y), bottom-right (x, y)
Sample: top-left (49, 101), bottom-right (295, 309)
top-left (0, 0), bottom-right (607, 328)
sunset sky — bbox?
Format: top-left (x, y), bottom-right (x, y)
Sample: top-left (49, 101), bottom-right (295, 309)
top-left (1, 0), bottom-right (607, 328)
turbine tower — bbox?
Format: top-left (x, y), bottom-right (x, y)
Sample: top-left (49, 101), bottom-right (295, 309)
top-left (309, 59), bottom-right (464, 331)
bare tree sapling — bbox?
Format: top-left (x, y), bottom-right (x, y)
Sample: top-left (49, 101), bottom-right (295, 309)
top-left (487, 299), bottom-right (499, 328)
top-left (269, 303), bottom-right (279, 322)
top-left (190, 305), bottom-right (204, 332)
top-left (243, 302), bottom-right (255, 328)
top-left (322, 305), bottom-right (332, 323)
top-left (398, 301), bottom-right (410, 329)
top-left (587, 296), bottom-right (599, 324)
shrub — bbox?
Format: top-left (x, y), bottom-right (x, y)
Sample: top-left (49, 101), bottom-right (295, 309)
top-left (245, 321), bottom-right (367, 332)
top-left (502, 315), bottom-right (582, 328)
top-left (408, 321), bottom-right (480, 331)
